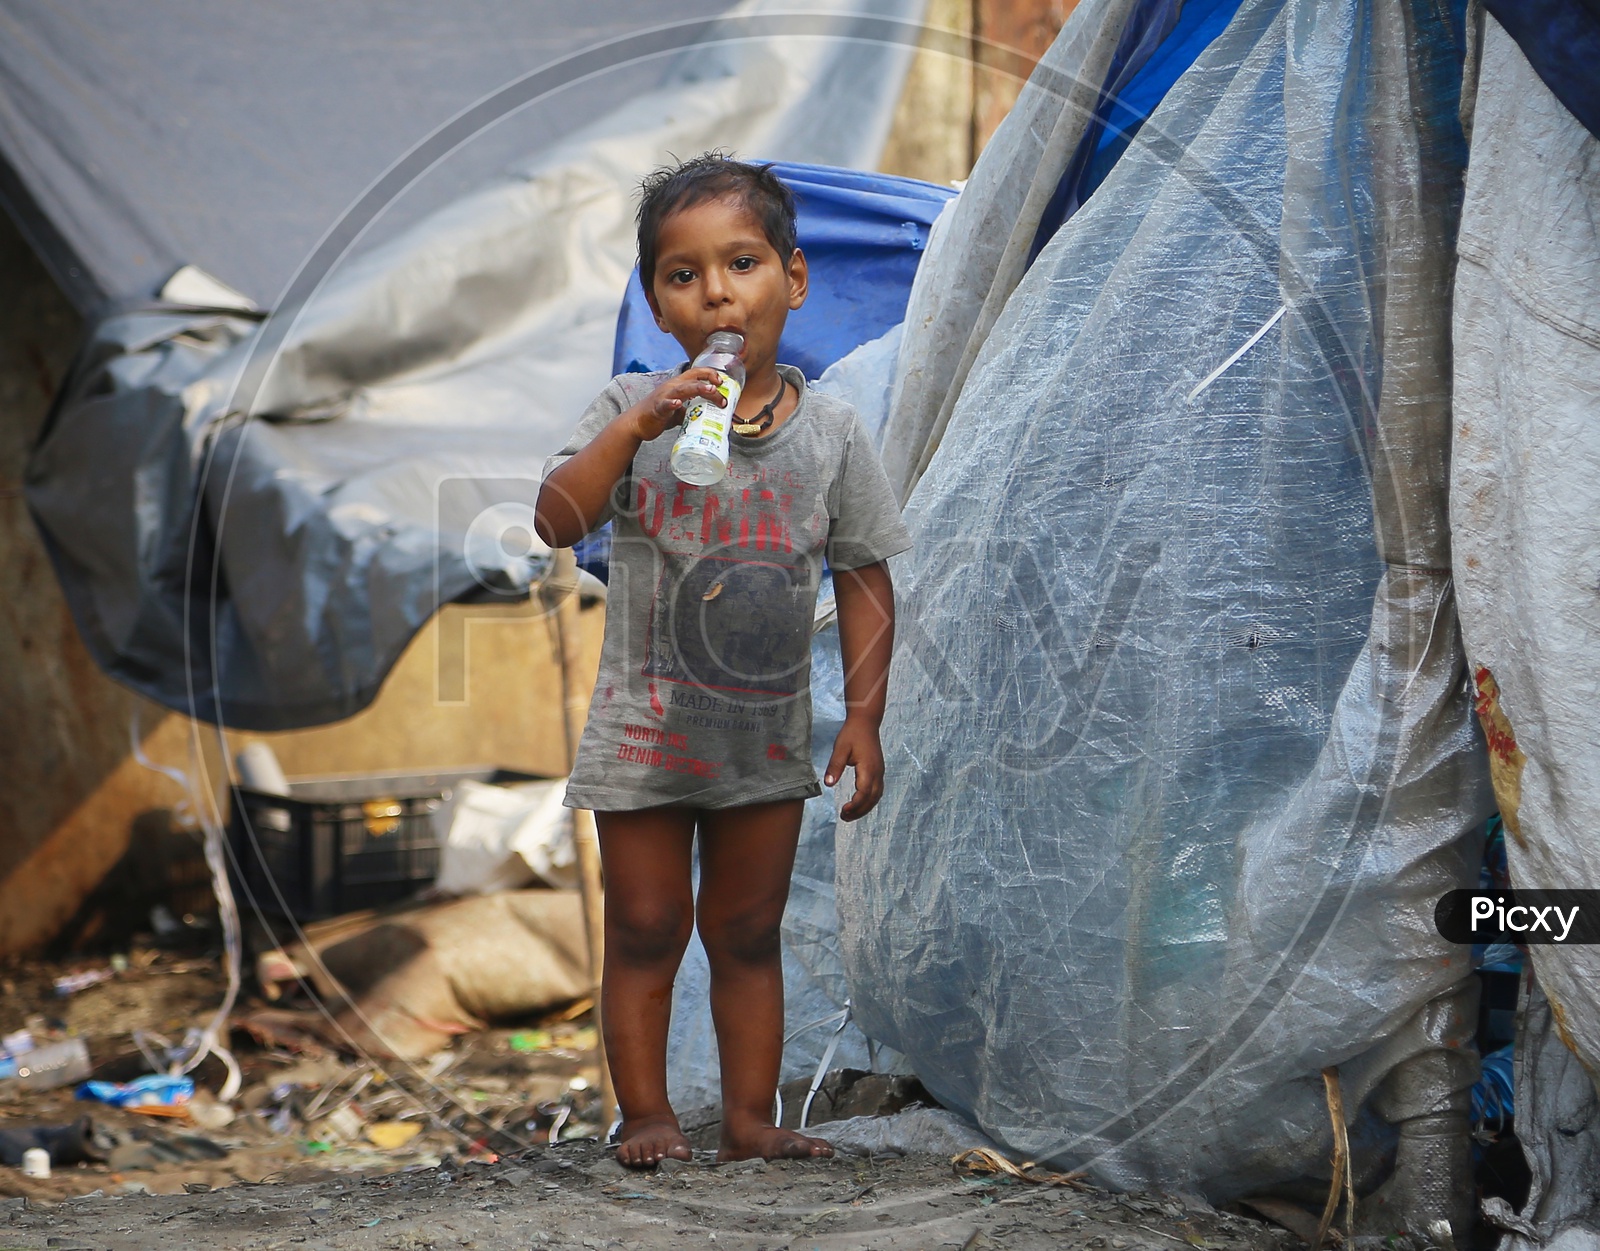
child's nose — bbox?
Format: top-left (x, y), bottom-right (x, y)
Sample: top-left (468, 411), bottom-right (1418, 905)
top-left (702, 270), bottom-right (734, 305)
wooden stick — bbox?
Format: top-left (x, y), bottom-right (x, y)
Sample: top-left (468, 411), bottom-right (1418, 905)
top-left (571, 806), bottom-right (614, 1125)
top-left (548, 558), bottom-right (617, 1129)
top-left (1313, 1066), bottom-right (1351, 1251)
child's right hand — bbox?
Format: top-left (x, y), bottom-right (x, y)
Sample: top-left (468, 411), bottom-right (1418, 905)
top-left (624, 368), bottom-right (728, 442)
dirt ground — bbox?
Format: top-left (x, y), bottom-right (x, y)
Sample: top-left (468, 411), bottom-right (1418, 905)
top-left (0, 1140), bottom-right (1294, 1251)
top-left (0, 948), bottom-right (1312, 1250)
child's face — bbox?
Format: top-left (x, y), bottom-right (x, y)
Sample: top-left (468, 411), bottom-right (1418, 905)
top-left (646, 196), bottom-right (807, 373)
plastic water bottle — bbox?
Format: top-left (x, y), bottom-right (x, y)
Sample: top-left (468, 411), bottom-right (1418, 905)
top-left (13, 1038), bottom-right (91, 1091)
top-left (670, 331), bottom-right (745, 486)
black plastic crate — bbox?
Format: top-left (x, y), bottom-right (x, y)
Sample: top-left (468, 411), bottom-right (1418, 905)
top-left (229, 766), bottom-right (547, 921)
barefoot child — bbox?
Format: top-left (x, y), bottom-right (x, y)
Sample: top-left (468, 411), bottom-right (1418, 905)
top-left (535, 155), bottom-right (910, 1168)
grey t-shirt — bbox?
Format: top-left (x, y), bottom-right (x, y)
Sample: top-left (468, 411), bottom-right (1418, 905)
top-left (543, 365), bottom-right (912, 811)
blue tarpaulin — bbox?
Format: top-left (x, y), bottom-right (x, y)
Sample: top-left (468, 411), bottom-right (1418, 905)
top-left (1483, 0), bottom-right (1600, 141)
top-left (612, 160), bottom-right (955, 378)
top-left (1029, 0), bottom-right (1245, 262)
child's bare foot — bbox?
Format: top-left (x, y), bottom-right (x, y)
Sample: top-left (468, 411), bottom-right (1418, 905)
top-left (717, 1123), bottom-right (834, 1163)
top-left (616, 1114), bottom-right (693, 1169)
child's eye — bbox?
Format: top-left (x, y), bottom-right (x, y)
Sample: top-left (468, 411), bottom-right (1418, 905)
top-left (731, 256), bottom-right (758, 272)
top-left (668, 269), bottom-right (695, 285)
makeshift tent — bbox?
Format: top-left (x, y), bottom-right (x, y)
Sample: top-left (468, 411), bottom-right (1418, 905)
top-left (0, 0), bottom-right (794, 310)
top-left (840, 0), bottom-right (1494, 1214)
top-left (1451, 17), bottom-right (1600, 1243)
top-left (17, 1), bottom-right (928, 728)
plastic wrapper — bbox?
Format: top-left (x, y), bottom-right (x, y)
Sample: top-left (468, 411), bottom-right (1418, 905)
top-left (838, 0), bottom-right (1493, 1198)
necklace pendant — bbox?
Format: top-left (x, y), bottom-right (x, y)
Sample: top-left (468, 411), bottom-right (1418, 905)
top-left (732, 375), bottom-right (785, 438)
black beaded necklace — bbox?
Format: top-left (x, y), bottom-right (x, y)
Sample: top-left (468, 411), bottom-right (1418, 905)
top-left (732, 374), bottom-right (786, 437)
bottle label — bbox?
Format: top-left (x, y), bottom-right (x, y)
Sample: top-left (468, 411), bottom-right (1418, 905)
top-left (672, 374), bottom-right (742, 476)
top-left (682, 375), bottom-right (739, 432)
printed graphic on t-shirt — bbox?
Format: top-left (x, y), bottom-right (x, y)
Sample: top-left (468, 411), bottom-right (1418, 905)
top-left (631, 468), bottom-right (824, 699)
top-left (643, 551), bottom-right (811, 697)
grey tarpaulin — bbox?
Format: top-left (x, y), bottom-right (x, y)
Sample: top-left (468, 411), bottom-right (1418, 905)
top-left (1503, 981), bottom-right (1600, 1251)
top-left (1453, 16), bottom-right (1600, 1247)
top-left (837, 0), bottom-right (1493, 1199)
top-left (0, 0), bottom-right (731, 310)
top-left (21, 1), bottom-right (925, 728)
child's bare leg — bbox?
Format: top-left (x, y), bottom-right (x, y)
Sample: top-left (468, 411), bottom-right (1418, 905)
top-left (595, 807), bottom-right (697, 1168)
top-left (696, 798), bottom-right (834, 1162)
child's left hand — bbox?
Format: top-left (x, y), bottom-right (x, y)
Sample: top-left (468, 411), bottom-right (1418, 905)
top-left (825, 717), bottom-right (885, 821)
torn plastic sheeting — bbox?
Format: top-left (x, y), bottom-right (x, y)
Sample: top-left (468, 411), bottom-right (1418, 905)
top-left (23, 1), bottom-right (924, 730)
top-left (839, 0), bottom-right (1490, 1200)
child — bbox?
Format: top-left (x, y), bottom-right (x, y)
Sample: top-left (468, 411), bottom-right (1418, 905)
top-left (534, 154), bottom-right (911, 1168)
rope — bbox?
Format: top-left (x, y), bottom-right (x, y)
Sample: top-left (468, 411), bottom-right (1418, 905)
top-left (130, 708), bottom-right (243, 1100)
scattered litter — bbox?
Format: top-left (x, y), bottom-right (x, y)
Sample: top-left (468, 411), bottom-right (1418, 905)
top-left (187, 1091), bottom-right (237, 1130)
top-left (53, 968), bottom-right (116, 996)
top-left (315, 1105), bottom-right (367, 1143)
top-left (367, 1121), bottom-right (424, 1150)
top-left (7, 1038), bottom-right (92, 1091)
top-left (509, 1025), bottom-right (599, 1054)
top-left (78, 1075), bottom-right (194, 1109)
top-left (433, 778), bottom-right (578, 894)
top-left (0, 1116), bottom-right (111, 1168)
top-left (250, 891), bottom-right (591, 1060)
top-left (952, 1147), bottom-right (1088, 1188)
top-left (1481, 1196), bottom-right (1538, 1239)
top-left (105, 1127), bottom-right (229, 1172)
top-left (19, 1147), bottom-right (49, 1178)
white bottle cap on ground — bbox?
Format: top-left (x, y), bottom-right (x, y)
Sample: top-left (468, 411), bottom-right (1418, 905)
top-left (21, 1147), bottom-right (50, 1178)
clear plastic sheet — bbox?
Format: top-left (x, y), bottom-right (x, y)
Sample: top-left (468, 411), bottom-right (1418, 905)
top-left (838, 0), bottom-right (1493, 1198)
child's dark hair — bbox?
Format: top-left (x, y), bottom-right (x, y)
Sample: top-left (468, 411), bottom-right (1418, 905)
top-left (636, 153), bottom-right (797, 286)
